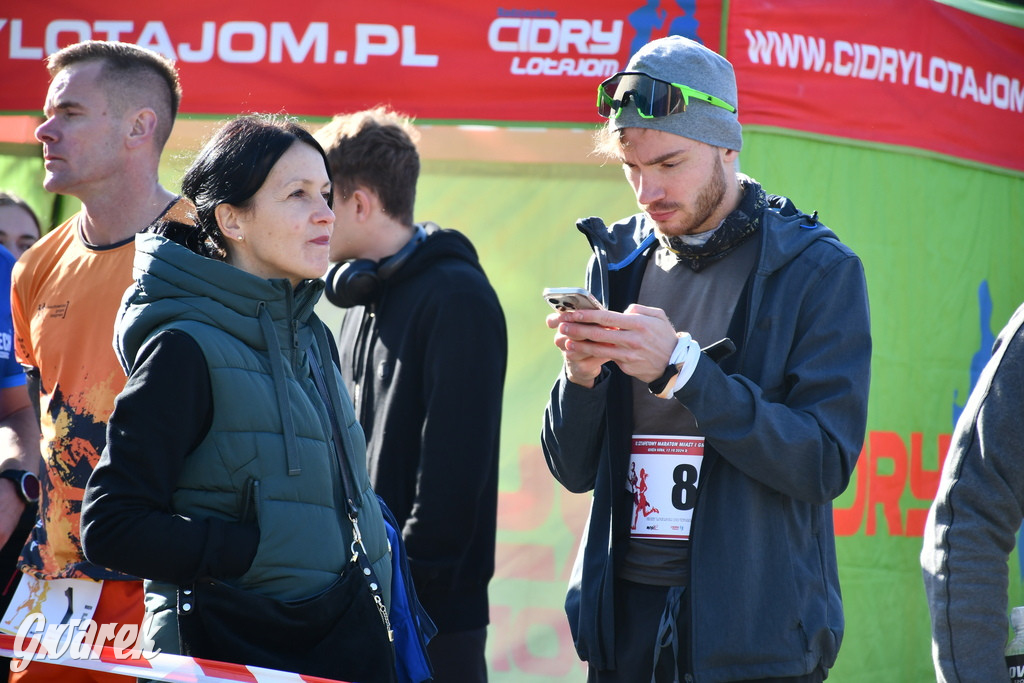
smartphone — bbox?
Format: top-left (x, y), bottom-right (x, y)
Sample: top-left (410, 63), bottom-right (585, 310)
top-left (542, 287), bottom-right (606, 313)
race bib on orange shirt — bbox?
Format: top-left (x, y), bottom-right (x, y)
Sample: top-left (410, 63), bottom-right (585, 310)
top-left (0, 574), bottom-right (101, 640)
top-left (627, 435), bottom-right (705, 540)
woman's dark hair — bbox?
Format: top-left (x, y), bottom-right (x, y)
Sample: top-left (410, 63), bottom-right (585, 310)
top-left (151, 114), bottom-right (332, 259)
top-left (0, 191), bottom-right (41, 232)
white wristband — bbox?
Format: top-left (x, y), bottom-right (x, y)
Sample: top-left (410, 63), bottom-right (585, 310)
top-left (655, 333), bottom-right (701, 399)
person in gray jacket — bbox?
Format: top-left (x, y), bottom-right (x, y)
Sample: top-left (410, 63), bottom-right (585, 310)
top-left (541, 36), bottom-right (871, 682)
top-left (921, 302), bottom-right (1024, 683)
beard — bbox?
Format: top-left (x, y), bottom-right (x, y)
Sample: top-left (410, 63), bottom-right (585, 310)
top-left (645, 153), bottom-right (728, 237)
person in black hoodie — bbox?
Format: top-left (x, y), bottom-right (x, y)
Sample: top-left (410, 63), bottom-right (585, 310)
top-left (316, 108), bottom-right (507, 683)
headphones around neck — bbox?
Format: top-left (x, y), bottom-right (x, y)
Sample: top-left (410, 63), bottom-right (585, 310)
top-left (325, 224), bottom-right (428, 308)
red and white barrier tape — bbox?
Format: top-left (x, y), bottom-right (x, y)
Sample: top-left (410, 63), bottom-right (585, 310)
top-left (0, 633), bottom-right (348, 682)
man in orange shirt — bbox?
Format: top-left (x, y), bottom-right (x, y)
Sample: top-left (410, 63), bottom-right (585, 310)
top-left (9, 40), bottom-right (187, 681)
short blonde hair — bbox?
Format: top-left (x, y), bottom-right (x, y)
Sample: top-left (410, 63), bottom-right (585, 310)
top-left (314, 107), bottom-right (420, 226)
top-left (592, 122), bottom-right (626, 161)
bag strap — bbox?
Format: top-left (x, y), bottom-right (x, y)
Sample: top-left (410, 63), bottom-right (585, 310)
top-left (305, 347), bottom-right (359, 505)
top-left (305, 346), bottom-right (394, 643)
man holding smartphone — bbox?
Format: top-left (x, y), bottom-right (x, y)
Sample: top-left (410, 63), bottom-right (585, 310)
top-left (316, 108), bottom-right (507, 683)
top-left (541, 36), bottom-right (871, 683)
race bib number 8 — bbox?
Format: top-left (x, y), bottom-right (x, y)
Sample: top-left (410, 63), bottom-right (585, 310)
top-left (628, 435), bottom-right (705, 540)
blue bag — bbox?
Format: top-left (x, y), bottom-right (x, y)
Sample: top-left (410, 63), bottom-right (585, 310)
top-left (378, 495), bottom-right (437, 683)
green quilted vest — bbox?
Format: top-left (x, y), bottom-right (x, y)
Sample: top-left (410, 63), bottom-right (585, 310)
top-left (118, 235), bottom-right (391, 655)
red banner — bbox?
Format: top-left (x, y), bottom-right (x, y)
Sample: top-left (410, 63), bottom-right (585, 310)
top-left (728, 0), bottom-right (1024, 173)
top-left (0, 1), bottom-right (1021, 171)
top-left (0, 2), bottom-right (721, 123)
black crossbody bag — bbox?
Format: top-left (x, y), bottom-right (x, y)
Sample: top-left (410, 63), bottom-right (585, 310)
top-left (175, 349), bottom-right (397, 682)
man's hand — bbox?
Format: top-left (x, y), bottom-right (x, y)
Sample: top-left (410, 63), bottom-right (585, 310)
top-left (546, 310), bottom-right (612, 387)
top-left (0, 385), bottom-right (42, 548)
top-left (547, 304), bottom-right (680, 385)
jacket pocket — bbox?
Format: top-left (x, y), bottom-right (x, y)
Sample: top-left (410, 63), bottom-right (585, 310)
top-left (241, 478), bottom-right (261, 525)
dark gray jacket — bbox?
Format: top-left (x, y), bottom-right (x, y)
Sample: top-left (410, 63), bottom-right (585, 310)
top-left (921, 302), bottom-right (1024, 682)
top-left (542, 191), bottom-right (871, 682)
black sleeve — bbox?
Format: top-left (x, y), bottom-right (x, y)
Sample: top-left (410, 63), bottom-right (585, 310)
top-left (81, 329), bottom-right (259, 584)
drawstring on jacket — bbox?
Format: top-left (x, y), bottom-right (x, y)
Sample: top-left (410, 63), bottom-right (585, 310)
top-left (652, 585), bottom-right (686, 683)
top-left (258, 302), bottom-right (301, 475)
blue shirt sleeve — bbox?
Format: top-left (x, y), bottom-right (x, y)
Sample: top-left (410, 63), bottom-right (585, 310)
top-left (0, 244), bottom-right (26, 389)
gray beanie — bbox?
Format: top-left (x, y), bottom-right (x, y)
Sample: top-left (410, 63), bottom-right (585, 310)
top-left (610, 36), bottom-right (742, 151)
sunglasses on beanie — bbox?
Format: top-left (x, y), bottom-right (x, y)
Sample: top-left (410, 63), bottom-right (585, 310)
top-left (596, 71), bottom-right (737, 119)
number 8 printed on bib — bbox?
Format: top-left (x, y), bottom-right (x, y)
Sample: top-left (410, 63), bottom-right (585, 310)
top-left (627, 435), bottom-right (705, 540)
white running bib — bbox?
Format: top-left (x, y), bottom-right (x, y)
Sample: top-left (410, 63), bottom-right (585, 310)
top-left (0, 574), bottom-right (102, 640)
top-left (627, 435), bottom-right (705, 540)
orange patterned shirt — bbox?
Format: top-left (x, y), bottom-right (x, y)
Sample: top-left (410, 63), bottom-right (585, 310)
top-left (11, 198), bottom-right (194, 580)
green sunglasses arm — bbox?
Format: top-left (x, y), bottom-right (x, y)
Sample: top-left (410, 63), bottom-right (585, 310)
top-left (597, 86), bottom-right (624, 119)
top-left (673, 82), bottom-right (737, 113)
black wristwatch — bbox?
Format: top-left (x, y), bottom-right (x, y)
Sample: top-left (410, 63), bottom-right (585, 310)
top-left (648, 363), bottom-right (681, 397)
top-left (0, 470), bottom-right (40, 505)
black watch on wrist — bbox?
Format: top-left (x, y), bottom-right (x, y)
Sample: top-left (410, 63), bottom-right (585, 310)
top-left (647, 364), bottom-right (680, 396)
top-left (0, 470), bottom-right (40, 505)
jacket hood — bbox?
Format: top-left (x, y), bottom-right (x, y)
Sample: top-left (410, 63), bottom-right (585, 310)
top-left (575, 179), bottom-right (839, 306)
top-left (387, 222), bottom-right (487, 286)
top-left (116, 233), bottom-right (324, 373)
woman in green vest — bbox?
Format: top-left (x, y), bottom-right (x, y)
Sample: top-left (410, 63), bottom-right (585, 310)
top-left (81, 114), bottom-right (397, 682)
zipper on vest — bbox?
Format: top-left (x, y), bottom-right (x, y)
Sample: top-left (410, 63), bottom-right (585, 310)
top-left (241, 478), bottom-right (261, 524)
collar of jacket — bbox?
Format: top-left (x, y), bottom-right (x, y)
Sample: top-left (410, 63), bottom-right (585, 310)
top-left (116, 233), bottom-right (323, 373)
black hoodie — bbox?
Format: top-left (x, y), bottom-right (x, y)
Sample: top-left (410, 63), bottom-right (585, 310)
top-left (335, 223), bottom-right (507, 633)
